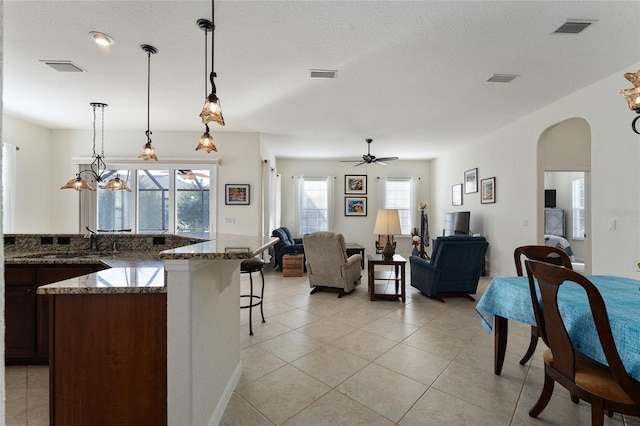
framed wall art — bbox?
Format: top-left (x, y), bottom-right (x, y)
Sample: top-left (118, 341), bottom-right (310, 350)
top-left (464, 168), bottom-right (478, 194)
top-left (225, 184), bottom-right (250, 205)
top-left (452, 183), bottom-right (463, 206)
top-left (345, 175), bottom-right (367, 195)
top-left (345, 197), bottom-right (367, 216)
top-left (481, 177), bottom-right (496, 204)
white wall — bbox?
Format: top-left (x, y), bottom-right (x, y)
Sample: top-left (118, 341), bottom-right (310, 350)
top-left (3, 119), bottom-right (264, 236)
top-left (276, 159), bottom-right (431, 257)
top-left (2, 115), bottom-right (53, 233)
top-left (432, 61), bottom-right (640, 278)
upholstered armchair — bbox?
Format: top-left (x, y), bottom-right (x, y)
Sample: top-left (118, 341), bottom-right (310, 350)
top-left (302, 232), bottom-right (362, 298)
top-left (410, 236), bottom-right (488, 302)
top-left (271, 227), bottom-right (305, 269)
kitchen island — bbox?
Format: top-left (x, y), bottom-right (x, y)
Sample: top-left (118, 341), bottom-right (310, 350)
top-left (31, 234), bottom-right (277, 426)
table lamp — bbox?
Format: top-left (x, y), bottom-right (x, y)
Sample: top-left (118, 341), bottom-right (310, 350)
top-left (373, 209), bottom-right (402, 260)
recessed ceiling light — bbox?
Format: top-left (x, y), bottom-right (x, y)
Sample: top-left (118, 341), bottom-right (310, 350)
top-left (89, 31), bottom-right (115, 46)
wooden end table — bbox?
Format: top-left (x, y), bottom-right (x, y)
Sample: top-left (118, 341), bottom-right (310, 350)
top-left (367, 254), bottom-right (406, 303)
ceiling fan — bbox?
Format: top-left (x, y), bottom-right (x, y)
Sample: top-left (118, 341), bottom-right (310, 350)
top-left (177, 170), bottom-right (209, 180)
top-left (341, 139), bottom-right (399, 166)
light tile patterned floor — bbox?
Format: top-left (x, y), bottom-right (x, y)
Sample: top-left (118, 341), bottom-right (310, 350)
top-left (6, 267), bottom-right (640, 425)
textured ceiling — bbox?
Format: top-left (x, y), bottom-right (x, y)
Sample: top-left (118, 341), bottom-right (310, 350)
top-left (3, 1), bottom-right (640, 160)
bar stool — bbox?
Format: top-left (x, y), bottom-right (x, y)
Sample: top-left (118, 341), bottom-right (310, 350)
top-left (240, 257), bottom-right (266, 335)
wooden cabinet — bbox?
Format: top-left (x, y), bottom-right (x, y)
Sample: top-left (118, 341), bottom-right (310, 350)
top-left (5, 263), bottom-right (108, 364)
top-left (49, 292), bottom-right (167, 425)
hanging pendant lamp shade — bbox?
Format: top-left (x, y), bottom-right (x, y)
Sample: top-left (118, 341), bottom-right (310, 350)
top-left (195, 124), bottom-right (217, 153)
top-left (60, 174), bottom-right (95, 191)
top-left (139, 44), bottom-right (159, 161)
top-left (103, 175), bottom-right (132, 192)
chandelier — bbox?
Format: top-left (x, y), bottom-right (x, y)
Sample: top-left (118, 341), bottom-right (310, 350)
top-left (60, 102), bottom-right (131, 192)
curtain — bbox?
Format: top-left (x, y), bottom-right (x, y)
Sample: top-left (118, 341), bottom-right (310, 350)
top-left (2, 143), bottom-right (17, 233)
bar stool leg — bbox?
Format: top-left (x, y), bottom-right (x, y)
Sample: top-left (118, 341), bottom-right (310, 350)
top-left (248, 273), bottom-right (254, 335)
top-left (259, 269), bottom-right (265, 323)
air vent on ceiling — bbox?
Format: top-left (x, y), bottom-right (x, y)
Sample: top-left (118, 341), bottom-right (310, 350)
top-left (554, 20), bottom-right (595, 34)
top-left (487, 74), bottom-right (519, 83)
top-left (40, 60), bottom-right (85, 72)
top-left (309, 69), bottom-right (338, 79)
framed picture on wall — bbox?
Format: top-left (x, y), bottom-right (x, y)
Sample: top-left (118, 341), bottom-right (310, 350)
top-left (345, 175), bottom-right (367, 195)
top-left (464, 168), bottom-right (478, 194)
top-left (452, 184), bottom-right (463, 206)
top-left (481, 177), bottom-right (496, 204)
top-left (225, 184), bottom-right (250, 205)
top-left (345, 197), bottom-right (367, 216)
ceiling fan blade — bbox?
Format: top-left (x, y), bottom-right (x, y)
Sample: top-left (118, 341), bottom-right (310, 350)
top-left (375, 161), bottom-right (388, 165)
top-left (353, 161), bottom-right (368, 167)
top-left (374, 157), bottom-right (399, 162)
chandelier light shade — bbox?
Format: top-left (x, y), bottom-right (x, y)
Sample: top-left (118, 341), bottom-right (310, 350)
top-left (60, 102), bottom-right (131, 192)
top-left (139, 44), bottom-right (159, 161)
top-left (195, 124), bottom-right (217, 153)
top-left (619, 68), bottom-right (640, 134)
top-left (373, 209), bottom-right (402, 260)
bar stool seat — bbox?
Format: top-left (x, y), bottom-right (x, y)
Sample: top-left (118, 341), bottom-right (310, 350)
top-left (240, 257), bottom-right (266, 335)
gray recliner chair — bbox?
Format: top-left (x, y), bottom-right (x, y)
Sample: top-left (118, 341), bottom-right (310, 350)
top-left (302, 232), bottom-right (362, 298)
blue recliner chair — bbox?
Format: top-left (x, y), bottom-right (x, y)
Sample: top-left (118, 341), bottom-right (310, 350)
top-left (410, 236), bottom-right (488, 302)
top-left (271, 227), bottom-right (305, 270)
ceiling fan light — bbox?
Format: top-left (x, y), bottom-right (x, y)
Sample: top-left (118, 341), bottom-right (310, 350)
top-left (200, 94), bottom-right (225, 126)
top-left (102, 176), bottom-right (132, 192)
top-left (138, 142), bottom-right (158, 161)
top-left (60, 175), bottom-right (95, 191)
top-left (196, 131), bottom-right (217, 153)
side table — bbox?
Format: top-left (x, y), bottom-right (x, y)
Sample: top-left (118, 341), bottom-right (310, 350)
top-left (367, 254), bottom-right (406, 303)
top-left (345, 243), bottom-right (365, 269)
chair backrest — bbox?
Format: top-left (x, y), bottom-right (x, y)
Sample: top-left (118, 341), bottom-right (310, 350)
top-left (430, 236), bottom-right (488, 280)
top-left (272, 227), bottom-right (294, 247)
top-left (525, 260), bottom-right (640, 403)
top-left (514, 245), bottom-right (572, 276)
top-left (303, 232), bottom-right (348, 275)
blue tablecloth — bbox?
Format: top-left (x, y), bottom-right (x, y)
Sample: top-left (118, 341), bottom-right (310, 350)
top-left (476, 275), bottom-right (640, 381)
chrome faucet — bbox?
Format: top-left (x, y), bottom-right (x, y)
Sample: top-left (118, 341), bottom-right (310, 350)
top-left (85, 226), bottom-right (98, 251)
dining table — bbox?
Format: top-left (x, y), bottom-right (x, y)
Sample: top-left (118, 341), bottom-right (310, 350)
top-left (475, 275), bottom-right (640, 381)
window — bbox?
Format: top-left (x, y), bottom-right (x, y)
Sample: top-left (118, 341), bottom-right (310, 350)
top-left (89, 165), bottom-right (215, 237)
top-left (572, 177), bottom-right (585, 239)
top-left (382, 178), bottom-right (414, 235)
top-left (299, 177), bottom-right (330, 235)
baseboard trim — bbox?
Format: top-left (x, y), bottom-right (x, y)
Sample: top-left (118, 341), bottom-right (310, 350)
top-left (207, 360), bottom-right (243, 426)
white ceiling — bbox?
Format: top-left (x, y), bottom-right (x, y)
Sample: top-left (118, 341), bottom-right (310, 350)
top-left (3, 1), bottom-right (640, 161)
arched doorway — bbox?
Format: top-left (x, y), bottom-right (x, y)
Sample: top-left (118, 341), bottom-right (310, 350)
top-left (538, 117), bottom-right (591, 274)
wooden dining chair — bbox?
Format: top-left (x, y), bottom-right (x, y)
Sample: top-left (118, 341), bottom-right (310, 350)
top-left (524, 260), bottom-right (640, 425)
top-left (513, 245), bottom-right (572, 365)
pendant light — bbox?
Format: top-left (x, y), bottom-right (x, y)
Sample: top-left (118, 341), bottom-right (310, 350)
top-left (196, 0), bottom-right (224, 153)
top-left (620, 68), bottom-right (640, 134)
top-left (60, 102), bottom-right (131, 192)
top-left (139, 44), bottom-right (159, 161)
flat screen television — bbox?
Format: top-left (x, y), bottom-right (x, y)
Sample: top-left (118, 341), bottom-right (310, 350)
top-left (544, 189), bottom-right (556, 208)
top-left (443, 211), bottom-right (470, 236)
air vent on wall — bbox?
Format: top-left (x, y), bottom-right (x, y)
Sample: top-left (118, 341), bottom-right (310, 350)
top-left (309, 69), bottom-right (338, 79)
top-left (554, 20), bottom-right (595, 34)
top-left (40, 60), bottom-right (85, 72)
top-left (487, 74), bottom-right (519, 83)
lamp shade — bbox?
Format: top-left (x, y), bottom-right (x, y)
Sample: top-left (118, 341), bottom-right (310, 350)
top-left (373, 209), bottom-right (402, 236)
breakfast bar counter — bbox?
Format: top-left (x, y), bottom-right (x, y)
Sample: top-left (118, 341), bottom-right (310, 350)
top-left (18, 233), bottom-right (278, 426)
